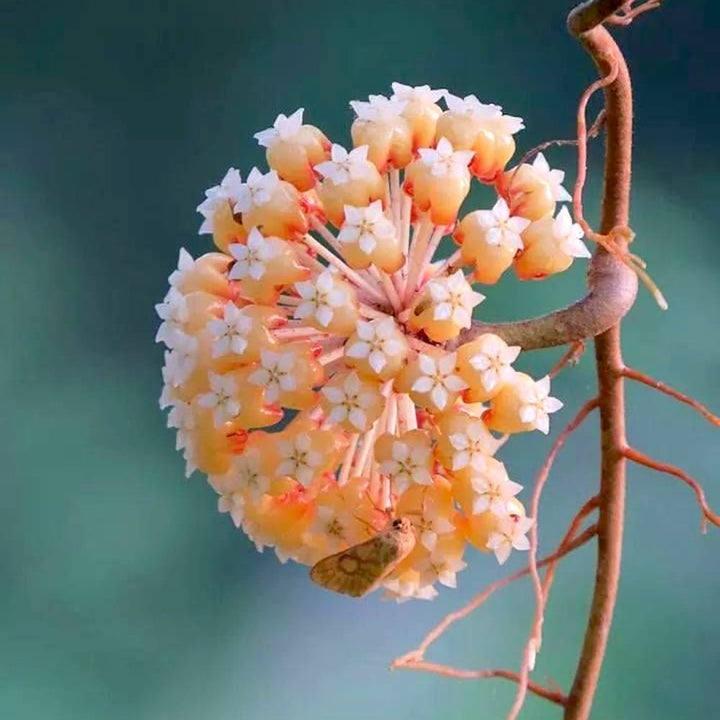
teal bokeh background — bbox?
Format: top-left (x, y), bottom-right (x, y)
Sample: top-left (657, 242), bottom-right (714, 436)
top-left (3, 1), bottom-right (719, 718)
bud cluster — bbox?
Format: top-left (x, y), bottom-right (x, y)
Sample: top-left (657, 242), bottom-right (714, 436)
top-left (157, 83), bottom-right (584, 600)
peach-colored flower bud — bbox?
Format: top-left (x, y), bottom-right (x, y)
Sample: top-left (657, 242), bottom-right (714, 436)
top-left (175, 252), bottom-right (234, 299)
top-left (456, 333), bottom-right (520, 402)
top-left (514, 207), bottom-right (591, 280)
top-left (344, 317), bottom-right (409, 382)
top-left (390, 83), bottom-right (446, 149)
top-left (396, 350), bottom-right (467, 414)
top-left (496, 164), bottom-right (554, 221)
top-left (247, 342), bottom-right (324, 410)
top-left (496, 152), bottom-right (571, 221)
top-left (433, 406), bottom-right (499, 481)
top-left (461, 497), bottom-right (525, 552)
top-left (435, 94), bottom-right (523, 182)
top-left (403, 138), bottom-right (473, 226)
top-left (321, 371), bottom-right (384, 432)
top-left (254, 110), bottom-right (332, 192)
top-left (238, 171), bottom-right (309, 240)
top-left (315, 145), bottom-right (385, 228)
top-left (189, 403), bottom-right (235, 475)
top-left (227, 228), bottom-right (310, 304)
top-left (210, 201), bottom-right (248, 253)
top-left (484, 372), bottom-right (563, 435)
top-left (454, 198), bottom-right (529, 284)
top-left (408, 270), bottom-right (484, 343)
top-left (336, 201), bottom-right (404, 273)
top-left (294, 269), bottom-right (360, 336)
top-left (350, 95), bottom-right (414, 171)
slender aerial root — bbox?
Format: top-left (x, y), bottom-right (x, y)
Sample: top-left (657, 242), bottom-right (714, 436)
top-left (392, 523), bottom-right (598, 711)
top-left (397, 661), bottom-right (568, 707)
top-left (571, 51), bottom-right (667, 311)
top-left (607, 0), bottom-right (662, 25)
top-left (506, 398), bottom-right (599, 719)
top-left (623, 446), bottom-right (720, 532)
top-left (549, 341), bottom-right (587, 378)
top-left (621, 366), bottom-right (720, 427)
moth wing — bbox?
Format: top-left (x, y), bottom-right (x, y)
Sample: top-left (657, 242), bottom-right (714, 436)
top-left (310, 532), bottom-right (402, 598)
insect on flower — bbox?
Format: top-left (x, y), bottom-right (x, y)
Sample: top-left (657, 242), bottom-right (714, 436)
top-left (310, 517), bottom-right (416, 597)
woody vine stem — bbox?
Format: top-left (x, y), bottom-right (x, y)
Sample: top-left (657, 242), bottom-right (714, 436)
top-left (392, 1), bottom-right (720, 719)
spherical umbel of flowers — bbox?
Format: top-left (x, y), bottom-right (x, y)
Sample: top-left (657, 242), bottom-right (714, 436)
top-left (157, 82), bottom-right (588, 602)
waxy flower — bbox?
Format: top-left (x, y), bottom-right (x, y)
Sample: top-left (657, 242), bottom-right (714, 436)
top-left (158, 80), bottom-right (583, 599)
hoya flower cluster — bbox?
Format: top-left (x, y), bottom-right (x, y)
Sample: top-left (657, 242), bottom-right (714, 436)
top-left (157, 84), bottom-right (584, 601)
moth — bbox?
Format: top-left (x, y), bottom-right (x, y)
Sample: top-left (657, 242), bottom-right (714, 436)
top-left (310, 517), bottom-right (416, 597)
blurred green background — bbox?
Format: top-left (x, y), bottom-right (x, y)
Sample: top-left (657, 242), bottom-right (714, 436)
top-left (3, 1), bottom-right (719, 718)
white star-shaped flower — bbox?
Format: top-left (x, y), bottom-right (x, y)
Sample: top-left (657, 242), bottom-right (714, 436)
top-left (321, 372), bottom-right (379, 431)
top-left (532, 153), bottom-right (572, 202)
top-left (427, 270), bottom-right (485, 328)
top-left (314, 144), bottom-right (375, 185)
top-left (471, 468), bottom-right (523, 516)
top-left (487, 515), bottom-right (535, 565)
top-left (206, 303), bottom-right (254, 358)
top-left (276, 432), bottom-right (324, 486)
top-left (228, 227), bottom-right (278, 281)
top-left (552, 206), bottom-right (591, 258)
top-left (197, 372), bottom-right (241, 427)
top-left (168, 248), bottom-right (195, 288)
top-left (345, 317), bottom-right (406, 374)
top-left (196, 168), bottom-right (244, 234)
top-left (217, 491), bottom-right (245, 527)
top-left (414, 506), bottom-right (456, 552)
top-left (379, 439), bottom-right (433, 493)
top-left (443, 93), bottom-right (524, 135)
top-left (448, 419), bottom-right (496, 473)
top-left (418, 553), bottom-right (467, 589)
top-left (234, 449), bottom-right (271, 501)
top-left (248, 349), bottom-right (297, 404)
top-left (350, 94), bottom-right (407, 122)
top-left (390, 82), bottom-right (446, 104)
top-left (518, 375), bottom-right (564, 435)
top-left (166, 397), bottom-right (195, 450)
top-left (412, 353), bottom-right (467, 411)
top-left (233, 167), bottom-right (280, 214)
top-left (418, 137), bottom-right (475, 178)
top-left (475, 198), bottom-right (530, 251)
top-left (163, 333), bottom-right (198, 387)
top-left (294, 269), bottom-right (349, 328)
top-left (383, 576), bottom-right (436, 603)
top-left (468, 336), bottom-right (521, 392)
top-left (337, 200), bottom-right (396, 255)
top-left (155, 287), bottom-right (189, 347)
top-left (253, 108), bottom-right (305, 148)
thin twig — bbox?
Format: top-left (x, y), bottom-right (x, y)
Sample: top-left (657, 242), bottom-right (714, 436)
top-left (607, 0), bottom-right (661, 25)
top-left (549, 341), bottom-right (587, 378)
top-left (511, 109), bottom-right (606, 175)
top-left (397, 661), bottom-right (567, 706)
top-left (392, 525), bottom-right (598, 667)
top-left (623, 446), bottom-right (720, 532)
top-left (508, 398), bottom-right (599, 719)
top-left (621, 366), bottom-right (720, 427)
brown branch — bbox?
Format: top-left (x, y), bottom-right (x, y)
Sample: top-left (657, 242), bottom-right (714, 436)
top-left (392, 525), bottom-right (598, 668)
top-left (623, 446), bottom-right (720, 531)
top-left (549, 340), bottom-right (587, 378)
top-left (621, 366), bottom-right (720, 427)
top-left (563, 1), bottom-right (639, 717)
top-left (397, 661), bottom-right (567, 706)
top-left (507, 398), bottom-right (599, 718)
top-left (606, 0), bottom-right (662, 25)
